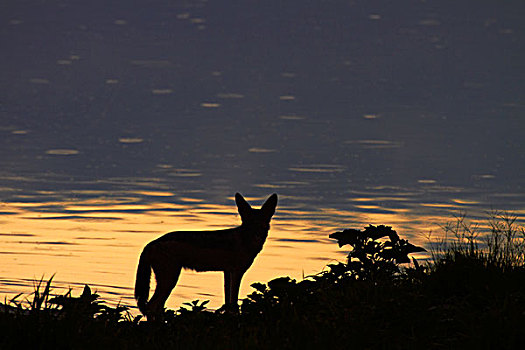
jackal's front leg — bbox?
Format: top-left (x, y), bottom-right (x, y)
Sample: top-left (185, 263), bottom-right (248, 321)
top-left (224, 270), bottom-right (246, 307)
top-left (224, 271), bottom-right (232, 305)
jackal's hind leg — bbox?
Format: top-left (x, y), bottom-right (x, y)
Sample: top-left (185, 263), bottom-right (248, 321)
top-left (147, 265), bottom-right (182, 316)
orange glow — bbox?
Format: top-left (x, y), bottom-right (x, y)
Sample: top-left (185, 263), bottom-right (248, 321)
top-left (452, 199), bottom-right (480, 205)
top-left (0, 193), bottom-right (520, 314)
top-left (135, 191), bottom-right (175, 197)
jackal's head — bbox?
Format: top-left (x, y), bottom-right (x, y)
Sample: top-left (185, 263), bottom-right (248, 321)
top-left (235, 193), bottom-right (278, 231)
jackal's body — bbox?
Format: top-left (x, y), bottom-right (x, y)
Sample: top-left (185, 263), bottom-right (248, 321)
top-left (134, 193), bottom-right (278, 317)
top-left (145, 225), bottom-right (268, 272)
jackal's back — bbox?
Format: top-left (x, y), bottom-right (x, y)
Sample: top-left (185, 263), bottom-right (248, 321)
top-left (146, 225), bottom-right (269, 272)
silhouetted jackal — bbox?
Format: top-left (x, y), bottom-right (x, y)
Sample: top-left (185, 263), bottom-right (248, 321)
top-left (135, 193), bottom-right (278, 317)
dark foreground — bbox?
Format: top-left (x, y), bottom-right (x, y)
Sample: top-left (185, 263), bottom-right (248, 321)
top-left (1, 216), bottom-right (524, 349)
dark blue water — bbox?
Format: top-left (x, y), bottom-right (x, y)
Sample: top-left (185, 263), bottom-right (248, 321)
top-left (1, 0), bottom-right (524, 308)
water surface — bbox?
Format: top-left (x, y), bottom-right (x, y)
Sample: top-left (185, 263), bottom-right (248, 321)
top-left (1, 0), bottom-right (523, 310)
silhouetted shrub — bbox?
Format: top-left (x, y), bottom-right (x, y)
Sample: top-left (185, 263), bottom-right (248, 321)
top-left (328, 225), bottom-right (426, 281)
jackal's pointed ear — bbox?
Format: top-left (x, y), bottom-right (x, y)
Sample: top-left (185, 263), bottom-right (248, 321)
top-left (261, 193), bottom-right (278, 220)
top-left (235, 193), bottom-right (252, 219)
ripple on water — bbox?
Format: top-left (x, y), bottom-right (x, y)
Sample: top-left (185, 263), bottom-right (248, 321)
top-left (29, 78), bottom-right (49, 84)
top-left (248, 148), bottom-right (276, 153)
top-left (45, 149), bottom-right (79, 155)
top-left (152, 89), bottom-right (173, 95)
top-left (0, 232), bottom-right (36, 237)
top-left (344, 140), bottom-right (403, 149)
top-left (166, 169), bottom-right (202, 177)
top-left (280, 115), bottom-right (305, 120)
top-left (201, 102), bottom-right (221, 108)
top-left (417, 179), bottom-right (437, 184)
top-left (217, 93), bottom-right (244, 99)
top-left (118, 138), bottom-right (144, 144)
top-left (288, 164), bottom-right (345, 173)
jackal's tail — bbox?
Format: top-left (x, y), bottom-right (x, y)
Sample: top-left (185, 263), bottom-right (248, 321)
top-left (134, 248), bottom-right (152, 315)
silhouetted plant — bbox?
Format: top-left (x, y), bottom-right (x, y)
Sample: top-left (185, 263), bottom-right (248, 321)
top-left (178, 299), bottom-right (210, 314)
top-left (242, 226), bottom-right (427, 318)
top-left (429, 212), bottom-right (525, 271)
top-left (486, 212), bottom-right (525, 269)
top-left (29, 275), bottom-right (56, 313)
top-left (329, 225), bottom-right (426, 280)
top-left (50, 285), bottom-right (104, 319)
top-left (3, 276), bottom-right (131, 325)
top-left (2, 275), bottom-right (60, 319)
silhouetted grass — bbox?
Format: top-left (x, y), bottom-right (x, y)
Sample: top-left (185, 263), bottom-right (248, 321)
top-left (436, 212), bottom-right (525, 269)
top-left (1, 215), bottom-right (524, 349)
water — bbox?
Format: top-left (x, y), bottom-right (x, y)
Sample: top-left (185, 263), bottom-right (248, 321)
top-left (1, 0), bottom-right (524, 311)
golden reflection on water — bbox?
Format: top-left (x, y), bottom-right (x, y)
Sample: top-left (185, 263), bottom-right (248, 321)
top-left (0, 192), bottom-right (509, 313)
